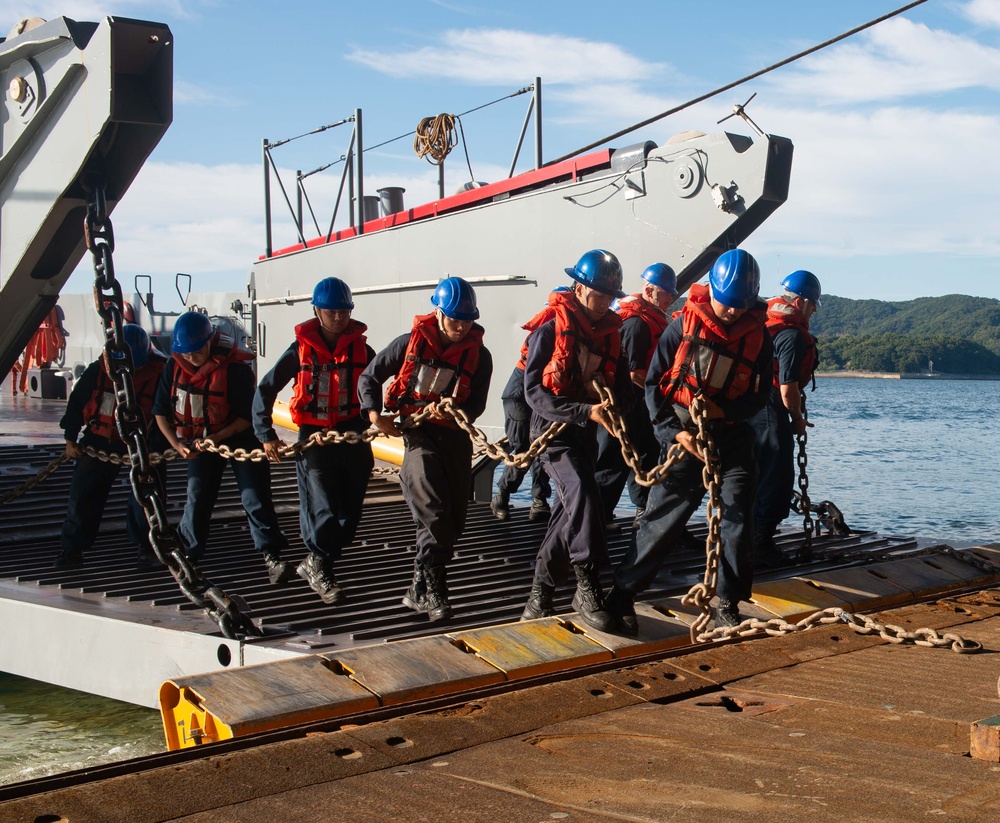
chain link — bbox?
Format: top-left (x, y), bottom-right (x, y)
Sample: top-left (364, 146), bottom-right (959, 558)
top-left (83, 179), bottom-right (259, 640)
top-left (0, 453), bottom-right (70, 504)
top-left (694, 605), bottom-right (981, 653)
top-left (678, 396), bottom-right (724, 642)
top-left (795, 394), bottom-right (814, 560)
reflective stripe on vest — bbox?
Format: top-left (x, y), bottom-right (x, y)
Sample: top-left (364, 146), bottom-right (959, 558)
top-left (384, 313), bottom-right (484, 419)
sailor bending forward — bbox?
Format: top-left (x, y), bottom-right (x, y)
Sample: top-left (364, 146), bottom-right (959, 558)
top-left (489, 288), bottom-right (573, 523)
top-left (56, 324), bottom-right (168, 571)
top-left (606, 250), bottom-right (773, 634)
top-left (595, 262), bottom-right (678, 530)
top-left (519, 249), bottom-right (635, 633)
top-left (358, 277), bottom-right (493, 622)
top-left (253, 277), bottom-right (375, 604)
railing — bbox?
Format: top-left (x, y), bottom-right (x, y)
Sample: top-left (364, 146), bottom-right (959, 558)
top-left (260, 79), bottom-right (543, 258)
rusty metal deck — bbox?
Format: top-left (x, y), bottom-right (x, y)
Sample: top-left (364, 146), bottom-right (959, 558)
top-left (2, 591), bottom-right (999, 819)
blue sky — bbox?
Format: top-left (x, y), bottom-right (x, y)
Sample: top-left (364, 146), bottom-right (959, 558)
top-left (5, 0), bottom-right (1000, 305)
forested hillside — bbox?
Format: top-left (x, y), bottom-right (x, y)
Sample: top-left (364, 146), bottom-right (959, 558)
top-left (810, 294), bottom-right (1000, 374)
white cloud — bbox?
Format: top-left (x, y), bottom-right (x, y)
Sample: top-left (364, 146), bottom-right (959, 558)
top-left (746, 101), bottom-right (1000, 261)
top-left (347, 28), bottom-right (667, 86)
top-left (763, 17), bottom-right (1000, 104)
top-left (962, 0), bottom-right (1000, 29)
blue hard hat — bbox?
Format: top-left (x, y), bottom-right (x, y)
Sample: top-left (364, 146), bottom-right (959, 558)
top-left (431, 277), bottom-right (479, 320)
top-left (641, 262), bottom-right (678, 295)
top-left (564, 249), bottom-right (625, 298)
top-left (551, 285), bottom-right (573, 294)
top-left (172, 311), bottom-right (215, 354)
top-left (120, 324), bottom-right (151, 368)
top-left (312, 277), bottom-right (354, 310)
top-left (708, 250), bottom-right (760, 310)
top-left (781, 270), bottom-right (822, 307)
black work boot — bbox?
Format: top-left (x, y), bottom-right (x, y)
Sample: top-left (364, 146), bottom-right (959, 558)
top-left (605, 586), bottom-right (639, 636)
top-left (520, 578), bottom-right (556, 621)
top-left (422, 564), bottom-right (453, 622)
top-left (714, 599), bottom-right (744, 628)
top-left (402, 563), bottom-right (427, 613)
top-left (296, 552), bottom-right (344, 604)
top-left (53, 549), bottom-right (84, 570)
top-left (490, 490), bottom-right (511, 521)
top-left (263, 552), bottom-right (297, 585)
top-left (528, 498), bottom-right (551, 522)
top-left (571, 563), bottom-right (615, 632)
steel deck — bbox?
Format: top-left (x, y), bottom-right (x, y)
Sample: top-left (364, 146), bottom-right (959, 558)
top-left (0, 391), bottom-right (929, 707)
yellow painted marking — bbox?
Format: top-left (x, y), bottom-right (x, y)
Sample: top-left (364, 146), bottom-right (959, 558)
top-left (159, 655), bottom-right (379, 751)
top-left (565, 603), bottom-right (693, 659)
top-left (324, 635), bottom-right (505, 706)
top-left (751, 577), bottom-right (850, 621)
top-left (450, 618), bottom-right (611, 679)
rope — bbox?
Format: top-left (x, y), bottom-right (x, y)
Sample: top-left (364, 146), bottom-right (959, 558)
top-left (414, 114), bottom-right (458, 165)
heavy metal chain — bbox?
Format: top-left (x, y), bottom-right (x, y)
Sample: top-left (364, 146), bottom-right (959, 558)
top-left (795, 394), bottom-right (814, 560)
top-left (83, 179), bottom-right (258, 640)
top-left (594, 383), bottom-right (688, 487)
top-left (694, 605), bottom-right (981, 653)
top-left (0, 453), bottom-right (70, 504)
top-left (678, 396), bottom-right (724, 642)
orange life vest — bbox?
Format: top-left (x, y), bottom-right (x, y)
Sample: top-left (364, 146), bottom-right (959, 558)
top-left (384, 313), bottom-right (484, 420)
top-left (765, 297), bottom-right (818, 388)
top-left (539, 291), bottom-right (622, 399)
top-left (81, 355), bottom-right (166, 441)
top-left (170, 331), bottom-right (254, 440)
top-left (515, 302), bottom-right (560, 371)
top-left (616, 293), bottom-right (668, 369)
top-left (658, 283), bottom-right (766, 408)
top-left (289, 317), bottom-right (369, 427)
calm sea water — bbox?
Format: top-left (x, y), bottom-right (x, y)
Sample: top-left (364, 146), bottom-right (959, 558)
top-left (3, 377), bottom-right (999, 786)
top-left (0, 672), bottom-right (164, 786)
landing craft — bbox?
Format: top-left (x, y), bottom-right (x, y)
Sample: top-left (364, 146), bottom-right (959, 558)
top-left (250, 107), bottom-right (792, 434)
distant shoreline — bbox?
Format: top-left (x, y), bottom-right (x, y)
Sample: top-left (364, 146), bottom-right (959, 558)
top-left (818, 371), bottom-right (1000, 381)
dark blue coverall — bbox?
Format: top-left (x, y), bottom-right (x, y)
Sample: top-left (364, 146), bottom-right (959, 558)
top-left (524, 320), bottom-right (635, 588)
top-left (58, 360), bottom-right (165, 564)
top-left (495, 364), bottom-right (551, 502)
top-left (152, 359), bottom-right (288, 562)
top-left (750, 326), bottom-right (808, 545)
top-left (594, 313), bottom-right (660, 518)
top-left (357, 332), bottom-right (493, 569)
top-left (252, 340), bottom-right (375, 562)
top-left (613, 313), bottom-right (773, 605)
